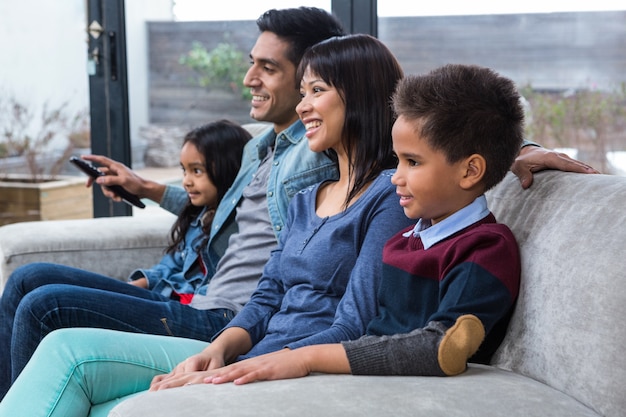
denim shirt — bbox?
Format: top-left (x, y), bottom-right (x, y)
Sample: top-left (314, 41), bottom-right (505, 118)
top-left (160, 120), bottom-right (339, 283)
top-left (127, 207), bottom-right (208, 298)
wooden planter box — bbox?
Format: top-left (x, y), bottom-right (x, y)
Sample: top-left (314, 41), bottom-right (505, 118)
top-left (0, 175), bottom-right (93, 226)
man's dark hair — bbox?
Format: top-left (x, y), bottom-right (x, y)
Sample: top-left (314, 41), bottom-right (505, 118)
top-left (256, 7), bottom-right (346, 67)
top-left (392, 64), bottom-right (525, 190)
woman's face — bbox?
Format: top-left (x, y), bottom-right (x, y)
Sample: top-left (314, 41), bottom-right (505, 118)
top-left (296, 67), bottom-right (345, 154)
top-left (180, 141), bottom-right (218, 208)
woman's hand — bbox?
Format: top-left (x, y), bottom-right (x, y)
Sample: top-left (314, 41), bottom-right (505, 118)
top-left (149, 327), bottom-right (253, 391)
top-left (149, 350), bottom-right (225, 391)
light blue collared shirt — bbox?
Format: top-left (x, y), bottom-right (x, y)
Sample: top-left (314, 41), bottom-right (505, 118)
top-left (404, 195), bottom-right (490, 250)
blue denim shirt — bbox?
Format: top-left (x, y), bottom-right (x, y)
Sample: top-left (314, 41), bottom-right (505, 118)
top-left (128, 207), bottom-right (208, 298)
top-left (160, 120), bottom-right (339, 284)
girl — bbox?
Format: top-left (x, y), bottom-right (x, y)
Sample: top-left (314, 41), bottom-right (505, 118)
top-left (127, 120), bottom-right (251, 304)
top-left (0, 119), bottom-right (250, 398)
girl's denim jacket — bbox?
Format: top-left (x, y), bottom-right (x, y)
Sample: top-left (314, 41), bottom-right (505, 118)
top-left (159, 121), bottom-right (338, 289)
top-left (127, 207), bottom-right (208, 298)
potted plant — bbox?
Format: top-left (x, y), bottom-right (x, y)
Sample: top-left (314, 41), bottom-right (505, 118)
top-left (0, 96), bottom-right (93, 226)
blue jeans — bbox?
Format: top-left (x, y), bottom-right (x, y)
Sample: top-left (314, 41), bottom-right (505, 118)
top-left (0, 262), bottom-right (234, 399)
top-left (0, 328), bottom-right (208, 417)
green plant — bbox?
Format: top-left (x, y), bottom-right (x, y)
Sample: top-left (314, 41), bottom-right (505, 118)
top-left (179, 41), bottom-right (251, 100)
top-left (0, 96), bottom-right (88, 182)
top-left (521, 84), bottom-right (626, 173)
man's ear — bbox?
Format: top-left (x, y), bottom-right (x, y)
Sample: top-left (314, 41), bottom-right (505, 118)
top-left (459, 154), bottom-right (486, 190)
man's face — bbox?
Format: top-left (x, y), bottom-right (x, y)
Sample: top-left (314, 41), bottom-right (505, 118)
top-left (243, 31), bottom-right (302, 132)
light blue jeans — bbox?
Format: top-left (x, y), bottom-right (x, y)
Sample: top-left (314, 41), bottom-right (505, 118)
top-left (0, 328), bottom-right (208, 417)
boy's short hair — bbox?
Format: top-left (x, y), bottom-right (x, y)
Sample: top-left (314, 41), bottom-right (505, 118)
top-left (392, 64), bottom-right (524, 190)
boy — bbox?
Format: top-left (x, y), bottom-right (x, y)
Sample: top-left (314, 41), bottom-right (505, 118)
top-left (203, 63), bottom-right (524, 383)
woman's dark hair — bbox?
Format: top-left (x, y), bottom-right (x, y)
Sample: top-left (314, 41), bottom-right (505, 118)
top-left (296, 34), bottom-right (404, 206)
top-left (166, 120), bottom-right (251, 254)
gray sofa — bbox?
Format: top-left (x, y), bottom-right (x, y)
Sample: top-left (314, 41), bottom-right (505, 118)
top-left (1, 170), bottom-right (625, 417)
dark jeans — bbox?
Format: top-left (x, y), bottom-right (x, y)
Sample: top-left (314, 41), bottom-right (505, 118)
top-left (0, 262), bottom-right (233, 399)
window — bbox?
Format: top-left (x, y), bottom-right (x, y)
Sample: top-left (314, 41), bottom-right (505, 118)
top-left (378, 1), bottom-right (626, 174)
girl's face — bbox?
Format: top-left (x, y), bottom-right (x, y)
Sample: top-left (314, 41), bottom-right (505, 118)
top-left (296, 67), bottom-right (345, 154)
top-left (180, 141), bottom-right (218, 208)
top-left (390, 116), bottom-right (467, 224)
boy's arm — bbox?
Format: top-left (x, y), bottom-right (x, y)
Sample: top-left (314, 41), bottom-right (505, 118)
top-left (204, 344), bottom-right (351, 385)
top-left (341, 316), bottom-right (484, 377)
top-left (343, 226), bottom-right (520, 377)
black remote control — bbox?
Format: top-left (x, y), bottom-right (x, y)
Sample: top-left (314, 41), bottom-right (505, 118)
top-left (69, 156), bottom-right (146, 209)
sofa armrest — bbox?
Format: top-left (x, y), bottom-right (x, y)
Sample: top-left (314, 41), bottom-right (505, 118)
top-left (0, 212), bottom-right (175, 293)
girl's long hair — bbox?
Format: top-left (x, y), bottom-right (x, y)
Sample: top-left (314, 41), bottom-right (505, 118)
top-left (296, 34), bottom-right (404, 206)
top-left (166, 120), bottom-right (251, 254)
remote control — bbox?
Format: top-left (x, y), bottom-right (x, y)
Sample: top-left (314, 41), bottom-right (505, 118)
top-left (69, 156), bottom-right (146, 209)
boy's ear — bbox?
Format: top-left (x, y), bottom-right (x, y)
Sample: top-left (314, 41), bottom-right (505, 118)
top-left (459, 154), bottom-right (486, 190)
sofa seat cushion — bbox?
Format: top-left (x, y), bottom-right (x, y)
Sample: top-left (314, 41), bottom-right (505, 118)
top-left (109, 365), bottom-right (598, 417)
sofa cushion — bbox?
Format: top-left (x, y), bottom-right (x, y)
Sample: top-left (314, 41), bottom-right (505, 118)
top-left (486, 171), bottom-right (626, 417)
top-left (0, 213), bottom-right (174, 292)
top-left (109, 365), bottom-right (598, 417)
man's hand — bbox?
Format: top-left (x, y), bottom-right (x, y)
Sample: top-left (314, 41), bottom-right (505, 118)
top-left (511, 146), bottom-right (599, 189)
top-left (82, 154), bottom-right (167, 203)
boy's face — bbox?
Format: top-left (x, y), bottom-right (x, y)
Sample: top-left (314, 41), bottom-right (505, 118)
top-left (243, 31), bottom-right (302, 133)
top-left (391, 116), bottom-right (468, 225)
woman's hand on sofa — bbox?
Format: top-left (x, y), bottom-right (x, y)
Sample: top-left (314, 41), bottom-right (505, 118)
top-left (149, 350), bottom-right (226, 391)
top-left (150, 327), bottom-right (253, 390)
top-left (511, 146), bottom-right (598, 189)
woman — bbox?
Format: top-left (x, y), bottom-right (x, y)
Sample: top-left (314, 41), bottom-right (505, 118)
top-left (0, 34), bottom-right (412, 416)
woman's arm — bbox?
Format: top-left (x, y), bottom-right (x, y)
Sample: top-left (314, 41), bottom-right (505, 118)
top-left (149, 326), bottom-right (253, 390)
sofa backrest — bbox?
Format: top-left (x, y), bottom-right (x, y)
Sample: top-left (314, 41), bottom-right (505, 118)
top-left (485, 171), bottom-right (626, 417)
top-left (0, 214), bottom-right (175, 291)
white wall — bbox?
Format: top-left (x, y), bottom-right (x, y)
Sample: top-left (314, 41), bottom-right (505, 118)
top-left (0, 0), bottom-right (173, 150)
top-left (0, 1), bottom-right (87, 113)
